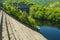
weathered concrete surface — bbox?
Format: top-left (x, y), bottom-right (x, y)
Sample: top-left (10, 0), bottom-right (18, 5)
top-left (1, 11), bottom-right (47, 40)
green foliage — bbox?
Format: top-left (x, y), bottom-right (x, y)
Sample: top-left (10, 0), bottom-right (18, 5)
top-left (30, 5), bottom-right (60, 22)
top-left (3, 4), bottom-right (38, 30)
top-left (28, 16), bottom-right (37, 28)
top-left (2, 1), bottom-right (60, 30)
top-left (49, 2), bottom-right (60, 8)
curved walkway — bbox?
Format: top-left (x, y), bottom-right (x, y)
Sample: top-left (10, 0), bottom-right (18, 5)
top-left (0, 10), bottom-right (47, 40)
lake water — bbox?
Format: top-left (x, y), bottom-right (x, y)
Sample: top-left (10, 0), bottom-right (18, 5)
top-left (40, 26), bottom-right (60, 40)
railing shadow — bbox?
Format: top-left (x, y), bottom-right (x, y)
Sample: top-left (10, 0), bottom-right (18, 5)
top-left (0, 10), bottom-right (3, 40)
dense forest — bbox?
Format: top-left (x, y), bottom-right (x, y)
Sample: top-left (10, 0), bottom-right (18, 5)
top-left (2, 0), bottom-right (60, 30)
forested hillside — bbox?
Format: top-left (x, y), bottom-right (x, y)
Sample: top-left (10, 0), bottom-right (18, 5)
top-left (30, 0), bottom-right (60, 6)
top-left (1, 0), bottom-right (60, 7)
top-left (2, 0), bottom-right (60, 29)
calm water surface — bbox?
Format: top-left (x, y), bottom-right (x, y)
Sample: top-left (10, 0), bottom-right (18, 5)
top-left (40, 26), bottom-right (60, 40)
